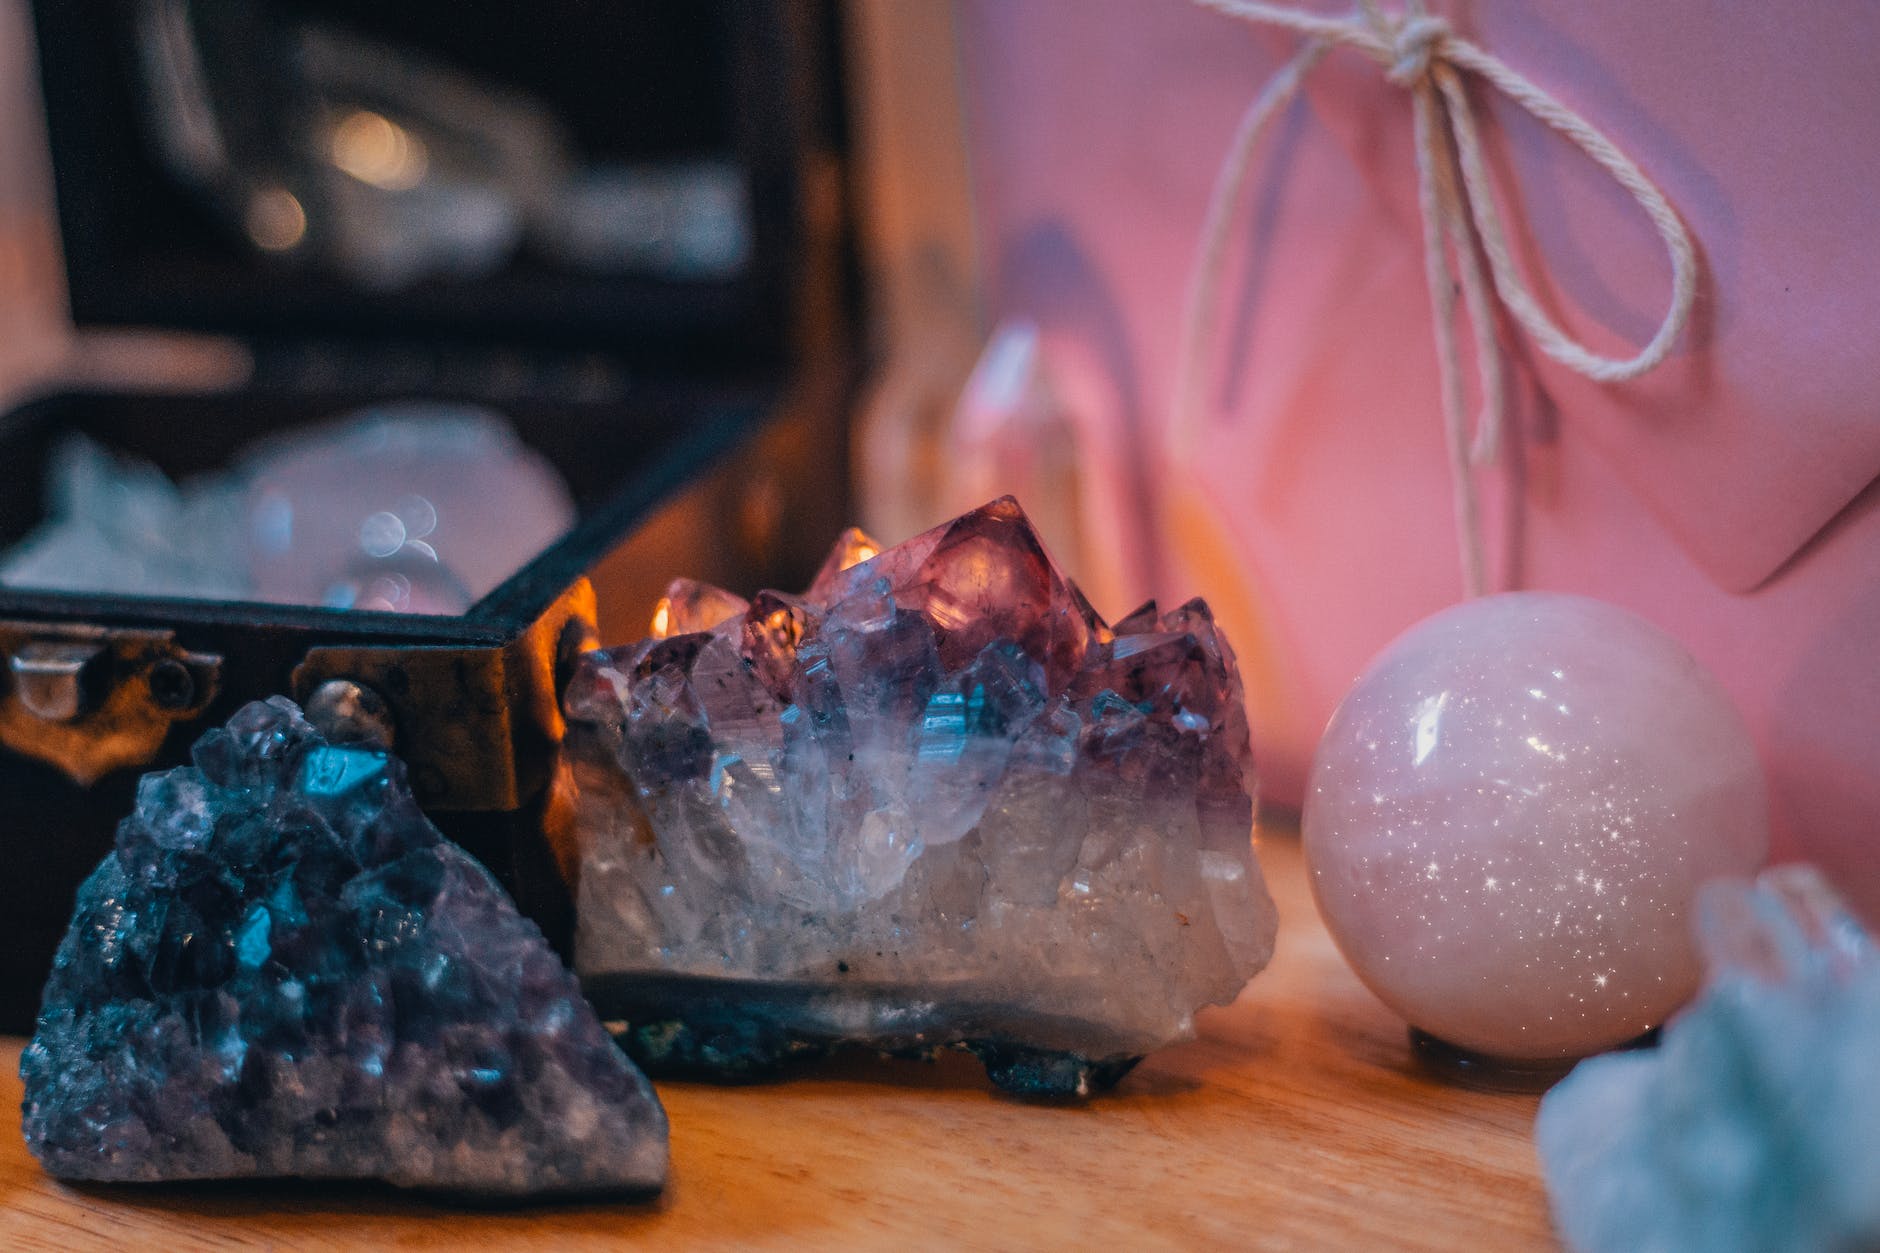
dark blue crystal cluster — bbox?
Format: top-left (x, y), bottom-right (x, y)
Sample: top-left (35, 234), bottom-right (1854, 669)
top-left (20, 698), bottom-right (667, 1198)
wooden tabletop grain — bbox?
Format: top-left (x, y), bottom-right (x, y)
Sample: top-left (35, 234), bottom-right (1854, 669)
top-left (0, 828), bottom-right (1558, 1251)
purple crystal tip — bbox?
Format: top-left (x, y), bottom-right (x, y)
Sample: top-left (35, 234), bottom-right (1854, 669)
top-left (563, 497), bottom-right (1276, 1092)
top-left (21, 698), bottom-right (667, 1198)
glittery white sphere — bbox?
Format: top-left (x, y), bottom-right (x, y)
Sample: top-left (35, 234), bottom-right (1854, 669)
top-left (1303, 593), bottom-right (1768, 1060)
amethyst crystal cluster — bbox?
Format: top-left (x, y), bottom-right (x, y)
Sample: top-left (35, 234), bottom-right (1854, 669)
top-left (563, 498), bottom-right (1276, 1095)
top-left (21, 698), bottom-right (667, 1197)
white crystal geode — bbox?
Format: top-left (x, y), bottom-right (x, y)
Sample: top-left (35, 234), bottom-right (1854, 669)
top-left (1536, 865), bottom-right (1880, 1253)
top-left (560, 498), bottom-right (1275, 1095)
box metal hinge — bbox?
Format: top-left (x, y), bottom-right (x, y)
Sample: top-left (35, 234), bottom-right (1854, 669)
top-left (0, 620), bottom-right (221, 784)
top-left (290, 578), bottom-right (598, 812)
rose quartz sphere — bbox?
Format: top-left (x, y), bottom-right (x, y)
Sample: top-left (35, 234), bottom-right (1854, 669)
top-left (1303, 593), bottom-right (1768, 1060)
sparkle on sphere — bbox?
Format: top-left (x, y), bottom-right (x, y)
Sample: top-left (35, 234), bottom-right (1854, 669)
top-left (1303, 592), bottom-right (1768, 1061)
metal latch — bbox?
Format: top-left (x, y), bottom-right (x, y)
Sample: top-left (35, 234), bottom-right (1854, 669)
top-left (291, 578), bottom-right (597, 812)
top-left (0, 621), bottom-right (221, 785)
top-left (9, 641), bottom-right (106, 723)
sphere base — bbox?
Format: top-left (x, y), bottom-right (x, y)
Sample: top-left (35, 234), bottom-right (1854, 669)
top-left (1407, 1027), bottom-right (1660, 1093)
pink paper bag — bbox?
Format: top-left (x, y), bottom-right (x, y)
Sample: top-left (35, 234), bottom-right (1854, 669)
top-left (955, 0), bottom-right (1880, 917)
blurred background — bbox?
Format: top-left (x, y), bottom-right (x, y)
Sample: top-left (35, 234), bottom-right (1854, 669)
top-left (5, 0), bottom-right (1878, 935)
top-left (0, 0), bottom-right (1057, 1017)
top-left (0, 0), bottom-right (1090, 646)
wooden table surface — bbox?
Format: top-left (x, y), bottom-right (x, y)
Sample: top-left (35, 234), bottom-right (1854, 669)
top-left (0, 828), bottom-right (1559, 1251)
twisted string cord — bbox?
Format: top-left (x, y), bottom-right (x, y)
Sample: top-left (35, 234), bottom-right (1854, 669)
top-left (1171, 0), bottom-right (1697, 595)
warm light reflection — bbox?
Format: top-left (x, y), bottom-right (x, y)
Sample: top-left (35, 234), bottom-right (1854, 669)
top-left (329, 109), bottom-right (429, 191)
top-left (245, 186), bottom-right (307, 251)
top-left (830, 527), bottom-right (882, 573)
top-left (650, 597), bottom-right (673, 639)
top-left (763, 606), bottom-right (802, 647)
top-left (1525, 734), bottom-right (1565, 761)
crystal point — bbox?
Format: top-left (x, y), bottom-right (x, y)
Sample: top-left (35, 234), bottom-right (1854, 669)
top-left (894, 496), bottom-right (1093, 687)
top-left (565, 500), bottom-right (1274, 1096)
top-left (653, 577), bottom-right (749, 638)
top-left (806, 526), bottom-right (885, 604)
top-left (1112, 599), bottom-right (1160, 636)
top-left (21, 698), bottom-right (668, 1198)
top-left (740, 589), bottom-right (817, 700)
top-left (811, 517), bottom-right (949, 613)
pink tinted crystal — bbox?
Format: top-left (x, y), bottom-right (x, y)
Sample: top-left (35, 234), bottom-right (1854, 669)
top-left (804, 526), bottom-right (885, 605)
top-left (1112, 599), bottom-right (1160, 636)
top-left (653, 578), bottom-right (749, 638)
top-left (891, 497), bottom-right (1092, 684)
top-left (804, 517), bottom-right (949, 611)
top-left (1697, 863), bottom-right (1873, 984)
top-left (739, 590), bottom-right (817, 701)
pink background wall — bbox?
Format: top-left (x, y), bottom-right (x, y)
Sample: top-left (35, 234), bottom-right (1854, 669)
top-left (956, 0), bottom-right (1880, 918)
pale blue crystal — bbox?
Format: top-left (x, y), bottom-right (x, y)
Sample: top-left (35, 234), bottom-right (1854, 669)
top-left (1537, 866), bottom-right (1880, 1253)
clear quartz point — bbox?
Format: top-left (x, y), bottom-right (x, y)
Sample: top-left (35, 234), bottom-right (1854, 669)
top-left (653, 577), bottom-right (749, 638)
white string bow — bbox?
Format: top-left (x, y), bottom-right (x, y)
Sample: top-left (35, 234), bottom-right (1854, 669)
top-left (1170, 0), bottom-right (1698, 596)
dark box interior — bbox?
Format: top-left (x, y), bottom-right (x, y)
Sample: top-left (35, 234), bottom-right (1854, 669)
top-left (31, 0), bottom-right (828, 365)
top-left (0, 0), bottom-right (858, 1028)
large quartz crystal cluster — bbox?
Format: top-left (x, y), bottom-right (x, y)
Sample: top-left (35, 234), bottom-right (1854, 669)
top-left (1536, 865), bottom-right (1880, 1253)
top-left (563, 497), bottom-right (1275, 1096)
top-left (21, 698), bottom-right (667, 1198)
